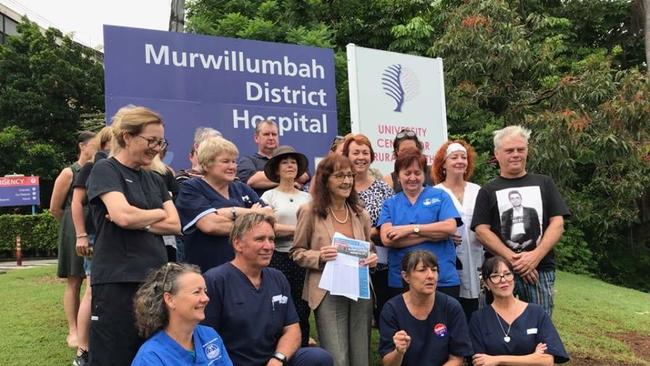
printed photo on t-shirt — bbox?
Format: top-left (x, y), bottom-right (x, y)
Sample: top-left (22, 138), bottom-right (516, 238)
top-left (496, 186), bottom-right (543, 252)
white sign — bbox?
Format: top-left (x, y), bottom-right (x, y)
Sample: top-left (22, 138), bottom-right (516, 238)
top-left (347, 44), bottom-right (448, 175)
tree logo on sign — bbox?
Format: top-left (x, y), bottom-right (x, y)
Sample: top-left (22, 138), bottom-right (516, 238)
top-left (381, 64), bottom-right (420, 112)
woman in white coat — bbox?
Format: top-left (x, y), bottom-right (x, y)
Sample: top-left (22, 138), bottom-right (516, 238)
top-left (432, 140), bottom-right (483, 320)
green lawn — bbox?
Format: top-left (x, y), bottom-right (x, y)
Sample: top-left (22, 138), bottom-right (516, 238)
top-left (0, 266), bottom-right (648, 365)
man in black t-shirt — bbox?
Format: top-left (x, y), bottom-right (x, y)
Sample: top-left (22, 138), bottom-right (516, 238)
top-left (471, 125), bottom-right (570, 316)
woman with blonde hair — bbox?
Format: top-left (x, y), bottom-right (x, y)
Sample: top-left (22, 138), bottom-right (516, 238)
top-left (131, 262), bottom-right (232, 365)
top-left (86, 106), bottom-right (181, 365)
top-left (175, 136), bottom-right (272, 273)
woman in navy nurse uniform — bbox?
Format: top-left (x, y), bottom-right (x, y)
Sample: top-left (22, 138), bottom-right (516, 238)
top-left (175, 136), bottom-right (272, 273)
top-left (469, 257), bottom-right (569, 366)
top-left (378, 250), bottom-right (473, 366)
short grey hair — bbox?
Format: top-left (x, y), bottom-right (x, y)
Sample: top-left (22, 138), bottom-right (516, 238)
top-left (493, 125), bottom-right (531, 150)
top-left (194, 127), bottom-right (222, 146)
top-left (230, 213), bottom-right (276, 242)
top-left (254, 119), bottom-right (278, 135)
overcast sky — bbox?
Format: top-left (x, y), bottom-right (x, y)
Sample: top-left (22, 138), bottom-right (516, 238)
top-left (1, 0), bottom-right (172, 49)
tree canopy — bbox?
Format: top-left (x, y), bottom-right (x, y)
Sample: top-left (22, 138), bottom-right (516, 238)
top-left (0, 18), bottom-right (104, 181)
top-left (186, 0), bottom-right (649, 290)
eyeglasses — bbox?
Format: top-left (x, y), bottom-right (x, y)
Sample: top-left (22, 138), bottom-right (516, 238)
top-left (488, 272), bottom-right (514, 284)
top-left (332, 172), bottom-right (356, 181)
top-left (136, 135), bottom-right (169, 149)
top-left (395, 130), bottom-right (416, 139)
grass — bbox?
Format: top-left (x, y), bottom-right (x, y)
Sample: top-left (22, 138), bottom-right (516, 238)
top-left (0, 266), bottom-right (648, 365)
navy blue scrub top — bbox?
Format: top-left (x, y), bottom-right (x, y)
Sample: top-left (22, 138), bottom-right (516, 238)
top-left (469, 303), bottom-right (569, 363)
top-left (379, 292), bottom-right (473, 366)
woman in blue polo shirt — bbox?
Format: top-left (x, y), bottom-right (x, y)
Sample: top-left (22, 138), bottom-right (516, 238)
top-left (379, 250), bottom-right (473, 366)
top-left (378, 149), bottom-right (462, 299)
top-left (469, 257), bottom-right (569, 365)
top-left (132, 262), bottom-right (232, 366)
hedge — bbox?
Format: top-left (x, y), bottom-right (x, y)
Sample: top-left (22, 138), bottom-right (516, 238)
top-left (0, 211), bottom-right (58, 258)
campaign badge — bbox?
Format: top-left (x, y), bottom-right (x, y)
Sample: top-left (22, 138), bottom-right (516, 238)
top-left (433, 323), bottom-right (447, 337)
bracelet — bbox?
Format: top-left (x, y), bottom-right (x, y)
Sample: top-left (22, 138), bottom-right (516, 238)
top-left (230, 207), bottom-right (237, 220)
top-left (76, 233), bottom-right (88, 238)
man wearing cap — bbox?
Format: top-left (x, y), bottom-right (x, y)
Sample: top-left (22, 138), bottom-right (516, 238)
top-left (260, 146), bottom-right (312, 347)
top-left (237, 120), bottom-right (310, 196)
top-left (203, 213), bottom-right (332, 366)
top-left (471, 125), bottom-right (570, 316)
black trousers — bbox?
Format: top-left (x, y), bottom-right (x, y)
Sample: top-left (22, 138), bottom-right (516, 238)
top-left (89, 283), bottom-right (143, 366)
top-left (270, 251), bottom-right (311, 346)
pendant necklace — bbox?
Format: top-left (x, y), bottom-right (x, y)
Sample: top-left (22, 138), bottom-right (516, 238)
top-left (494, 309), bottom-right (512, 343)
top-left (330, 205), bottom-right (349, 224)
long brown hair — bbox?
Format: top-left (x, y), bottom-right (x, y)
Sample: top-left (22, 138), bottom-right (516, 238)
top-left (311, 155), bottom-right (362, 219)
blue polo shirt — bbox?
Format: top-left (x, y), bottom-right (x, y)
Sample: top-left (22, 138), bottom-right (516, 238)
top-left (469, 304), bottom-right (569, 363)
top-left (202, 263), bottom-right (299, 366)
top-left (379, 292), bottom-right (473, 366)
top-left (176, 178), bottom-right (261, 273)
top-left (377, 186), bottom-right (462, 288)
top-left (131, 325), bottom-right (232, 366)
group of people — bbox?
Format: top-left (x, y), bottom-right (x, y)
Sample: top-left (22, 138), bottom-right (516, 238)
top-left (52, 104), bottom-right (571, 366)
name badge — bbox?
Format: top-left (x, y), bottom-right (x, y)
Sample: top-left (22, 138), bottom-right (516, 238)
top-left (527, 328), bottom-right (538, 335)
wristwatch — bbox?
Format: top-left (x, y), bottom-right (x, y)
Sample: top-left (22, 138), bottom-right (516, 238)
top-left (272, 351), bottom-right (287, 365)
top-left (413, 224), bottom-right (421, 234)
top-left (230, 207), bottom-right (237, 220)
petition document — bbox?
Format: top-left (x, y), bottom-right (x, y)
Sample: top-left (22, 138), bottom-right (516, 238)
top-left (318, 232), bottom-right (371, 301)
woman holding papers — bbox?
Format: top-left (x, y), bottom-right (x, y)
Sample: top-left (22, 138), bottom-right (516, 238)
top-left (342, 134), bottom-right (394, 323)
top-left (378, 149), bottom-right (462, 300)
top-left (469, 257), bottom-right (569, 366)
top-left (292, 154), bottom-right (378, 366)
top-left (432, 140), bottom-right (484, 320)
top-left (261, 145), bottom-right (312, 347)
top-left (379, 250), bottom-right (473, 366)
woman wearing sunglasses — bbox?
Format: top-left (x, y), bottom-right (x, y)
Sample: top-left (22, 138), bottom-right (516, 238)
top-left (292, 155), bottom-right (378, 366)
top-left (469, 257), bottom-right (569, 366)
top-left (383, 129), bottom-right (433, 193)
top-left (132, 262), bottom-right (232, 365)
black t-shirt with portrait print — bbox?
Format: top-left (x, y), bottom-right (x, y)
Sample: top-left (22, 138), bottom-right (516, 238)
top-left (86, 157), bottom-right (171, 285)
top-left (470, 173), bottom-right (570, 271)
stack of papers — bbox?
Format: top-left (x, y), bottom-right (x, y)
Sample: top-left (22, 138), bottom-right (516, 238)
top-left (318, 232), bottom-right (371, 301)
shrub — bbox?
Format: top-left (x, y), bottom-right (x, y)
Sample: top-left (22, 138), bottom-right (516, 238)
top-left (0, 211), bottom-right (58, 258)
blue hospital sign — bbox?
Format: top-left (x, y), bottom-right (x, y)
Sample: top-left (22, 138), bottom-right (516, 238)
top-left (104, 25), bottom-right (338, 169)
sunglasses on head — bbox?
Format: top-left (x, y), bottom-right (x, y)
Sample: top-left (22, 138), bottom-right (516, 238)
top-left (330, 135), bottom-right (344, 150)
top-left (396, 130), bottom-right (416, 139)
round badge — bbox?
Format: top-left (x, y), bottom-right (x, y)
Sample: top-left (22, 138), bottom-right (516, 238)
top-left (433, 323), bottom-right (447, 337)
